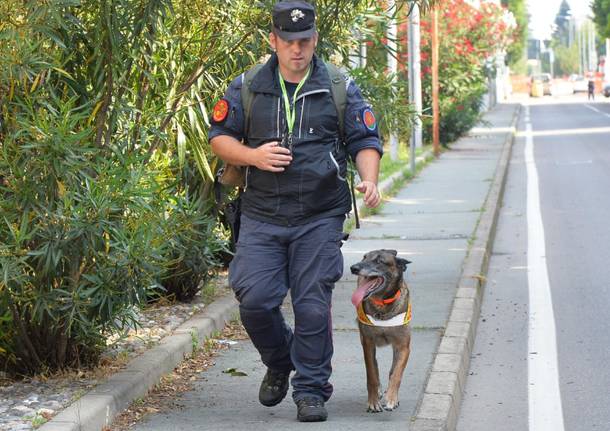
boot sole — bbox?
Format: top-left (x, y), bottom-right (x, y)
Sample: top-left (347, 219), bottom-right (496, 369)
top-left (259, 387), bottom-right (288, 407)
top-left (297, 414), bottom-right (328, 422)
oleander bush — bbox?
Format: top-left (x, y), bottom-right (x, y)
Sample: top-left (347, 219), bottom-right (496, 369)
top-left (157, 177), bottom-right (228, 302)
top-left (0, 98), bottom-right (166, 373)
top-left (0, 0), bottom-right (235, 374)
top-left (417, 0), bottom-right (515, 145)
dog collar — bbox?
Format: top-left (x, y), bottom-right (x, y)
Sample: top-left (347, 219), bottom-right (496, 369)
top-left (370, 289), bottom-right (401, 307)
top-left (357, 302), bottom-right (412, 327)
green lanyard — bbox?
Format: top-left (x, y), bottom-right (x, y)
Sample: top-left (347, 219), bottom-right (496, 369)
top-left (278, 67), bottom-right (311, 140)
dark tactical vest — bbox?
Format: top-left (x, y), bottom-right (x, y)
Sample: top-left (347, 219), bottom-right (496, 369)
top-left (240, 55), bottom-right (351, 226)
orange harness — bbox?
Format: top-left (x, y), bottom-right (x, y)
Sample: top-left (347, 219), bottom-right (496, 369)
top-left (356, 289), bottom-right (412, 327)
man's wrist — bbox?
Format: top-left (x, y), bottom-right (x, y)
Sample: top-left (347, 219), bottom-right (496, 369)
top-left (242, 147), bottom-right (255, 167)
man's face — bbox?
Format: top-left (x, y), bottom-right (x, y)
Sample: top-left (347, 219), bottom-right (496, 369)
top-left (269, 31), bottom-right (318, 80)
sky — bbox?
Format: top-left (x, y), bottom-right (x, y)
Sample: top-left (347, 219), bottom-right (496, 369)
top-left (528, 0), bottom-right (593, 40)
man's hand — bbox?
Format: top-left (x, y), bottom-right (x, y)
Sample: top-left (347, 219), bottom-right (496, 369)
top-left (356, 180), bottom-right (381, 208)
top-left (250, 141), bottom-right (292, 172)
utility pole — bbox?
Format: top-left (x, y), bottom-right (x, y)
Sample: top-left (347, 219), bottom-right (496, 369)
top-left (578, 26), bottom-right (585, 76)
top-left (408, 2), bottom-right (422, 174)
top-left (431, 4), bottom-right (440, 157)
top-left (590, 21), bottom-right (598, 72)
top-left (606, 39), bottom-right (610, 78)
top-left (584, 21), bottom-right (591, 72)
top-left (387, 0), bottom-right (399, 161)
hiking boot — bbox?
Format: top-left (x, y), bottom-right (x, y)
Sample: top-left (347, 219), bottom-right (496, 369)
top-left (258, 368), bottom-right (290, 407)
top-left (296, 396), bottom-right (328, 422)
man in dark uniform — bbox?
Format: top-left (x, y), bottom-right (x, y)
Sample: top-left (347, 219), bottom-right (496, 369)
top-left (588, 78), bottom-right (595, 100)
top-left (209, 0), bottom-right (382, 422)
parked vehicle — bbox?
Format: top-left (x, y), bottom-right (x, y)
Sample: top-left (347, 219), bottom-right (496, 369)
top-left (571, 75), bottom-right (588, 93)
top-left (603, 82), bottom-right (610, 98)
top-left (530, 74), bottom-right (553, 96)
top-left (530, 78), bottom-right (543, 97)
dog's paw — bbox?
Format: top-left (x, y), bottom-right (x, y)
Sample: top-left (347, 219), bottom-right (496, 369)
top-left (367, 402), bottom-right (384, 413)
top-left (383, 399), bottom-right (400, 411)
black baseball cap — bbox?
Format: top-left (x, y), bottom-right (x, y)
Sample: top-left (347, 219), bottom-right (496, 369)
top-left (272, 1), bottom-right (316, 41)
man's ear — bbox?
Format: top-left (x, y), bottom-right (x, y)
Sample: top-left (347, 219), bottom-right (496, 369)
top-left (269, 32), bottom-right (277, 51)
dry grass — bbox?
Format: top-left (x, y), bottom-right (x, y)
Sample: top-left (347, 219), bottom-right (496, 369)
top-left (108, 320), bottom-right (248, 431)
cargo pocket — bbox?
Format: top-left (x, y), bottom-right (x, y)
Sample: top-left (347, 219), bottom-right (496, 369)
top-left (319, 227), bottom-right (345, 285)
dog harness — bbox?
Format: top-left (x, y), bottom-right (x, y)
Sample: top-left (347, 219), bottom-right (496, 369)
top-left (357, 290), bottom-right (412, 327)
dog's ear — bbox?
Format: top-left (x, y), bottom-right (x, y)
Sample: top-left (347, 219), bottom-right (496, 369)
top-left (396, 257), bottom-right (411, 273)
top-left (383, 249), bottom-right (398, 256)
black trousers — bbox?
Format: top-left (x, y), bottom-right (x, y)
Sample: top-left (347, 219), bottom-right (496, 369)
top-left (229, 214), bottom-right (344, 402)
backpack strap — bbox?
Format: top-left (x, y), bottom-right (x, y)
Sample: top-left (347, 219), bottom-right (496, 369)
top-left (324, 62), bottom-right (360, 229)
top-left (324, 62), bottom-right (348, 142)
top-left (241, 63), bottom-right (265, 138)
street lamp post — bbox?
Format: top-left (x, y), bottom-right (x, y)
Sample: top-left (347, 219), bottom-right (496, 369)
top-left (387, 0), bottom-right (399, 161)
top-left (578, 26), bottom-right (586, 76)
top-left (431, 4), bottom-right (440, 156)
top-left (408, 3), bottom-right (422, 174)
top-left (606, 39), bottom-right (610, 79)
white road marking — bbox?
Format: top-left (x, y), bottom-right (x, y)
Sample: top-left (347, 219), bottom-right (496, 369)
top-left (516, 126), bottom-right (610, 137)
top-left (524, 104), bottom-right (566, 431)
top-left (469, 126), bottom-right (517, 134)
top-left (584, 104), bottom-right (610, 119)
top-left (555, 160), bottom-right (592, 166)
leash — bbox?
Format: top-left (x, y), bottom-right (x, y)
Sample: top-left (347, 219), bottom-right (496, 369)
top-left (349, 166), bottom-right (360, 229)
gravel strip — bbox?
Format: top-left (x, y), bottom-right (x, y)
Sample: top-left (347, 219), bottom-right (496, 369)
top-left (0, 280), bottom-right (230, 431)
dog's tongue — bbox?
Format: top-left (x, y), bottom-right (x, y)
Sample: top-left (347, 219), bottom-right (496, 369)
top-left (351, 278), bottom-right (380, 307)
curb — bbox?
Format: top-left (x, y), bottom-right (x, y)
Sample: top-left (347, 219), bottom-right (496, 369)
top-left (410, 103), bottom-right (522, 431)
top-left (39, 150), bottom-right (432, 431)
top-left (39, 295), bottom-right (239, 431)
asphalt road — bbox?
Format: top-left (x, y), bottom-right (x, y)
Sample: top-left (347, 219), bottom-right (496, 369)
top-left (457, 94), bottom-right (610, 431)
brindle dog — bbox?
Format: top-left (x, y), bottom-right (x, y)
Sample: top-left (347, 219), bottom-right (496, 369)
top-left (350, 249), bottom-right (412, 412)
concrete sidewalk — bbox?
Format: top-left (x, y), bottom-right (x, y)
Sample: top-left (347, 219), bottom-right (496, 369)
top-left (41, 102), bottom-right (520, 431)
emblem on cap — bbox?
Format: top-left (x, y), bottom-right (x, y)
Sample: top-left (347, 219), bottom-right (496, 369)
top-left (291, 9), bottom-right (305, 22)
top-left (212, 99), bottom-right (229, 123)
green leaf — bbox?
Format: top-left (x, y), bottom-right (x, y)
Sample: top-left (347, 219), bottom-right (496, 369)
top-left (176, 122), bottom-right (186, 169)
top-left (222, 367), bottom-right (248, 377)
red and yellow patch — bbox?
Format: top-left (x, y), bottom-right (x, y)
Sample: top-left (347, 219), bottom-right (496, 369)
top-left (212, 99), bottom-right (229, 123)
top-left (362, 108), bottom-right (376, 131)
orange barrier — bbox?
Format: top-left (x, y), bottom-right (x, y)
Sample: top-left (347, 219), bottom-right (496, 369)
top-left (511, 75), bottom-right (530, 93)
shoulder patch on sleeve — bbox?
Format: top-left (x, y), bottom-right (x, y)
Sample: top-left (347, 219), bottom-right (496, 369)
top-left (362, 107), bottom-right (377, 131)
top-left (212, 99), bottom-right (230, 123)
